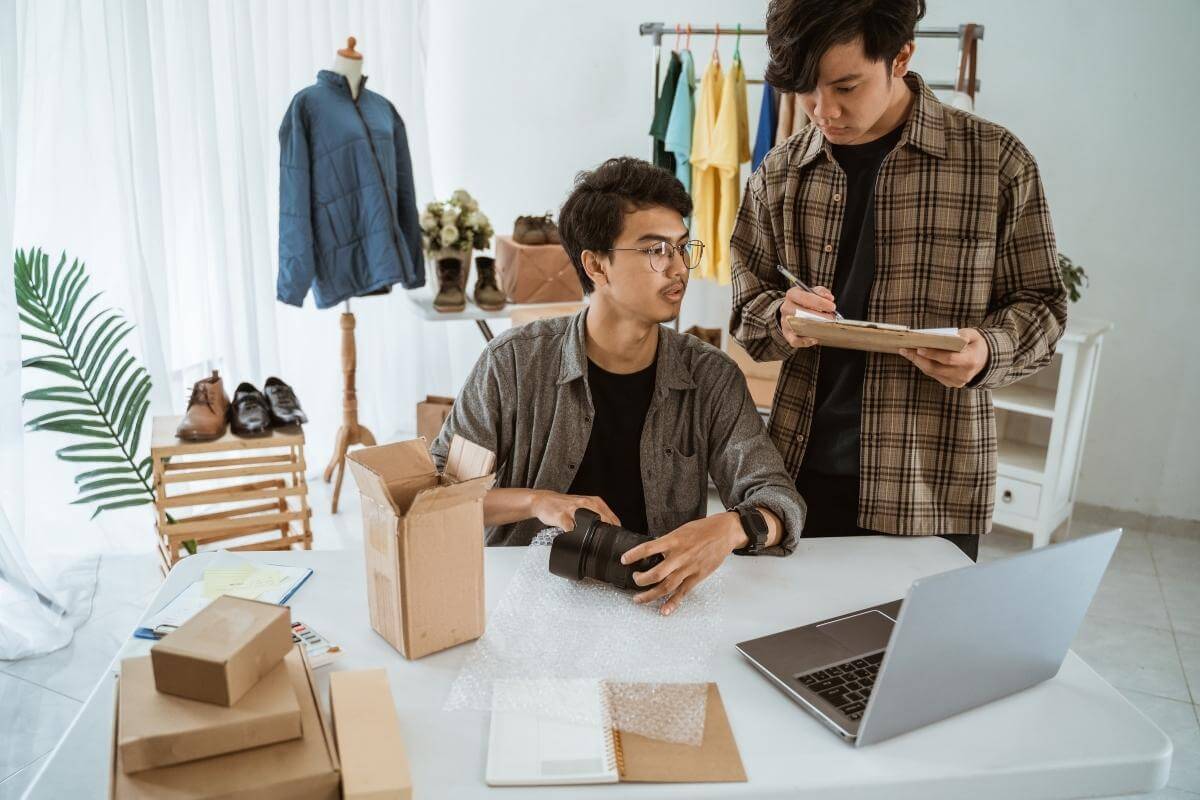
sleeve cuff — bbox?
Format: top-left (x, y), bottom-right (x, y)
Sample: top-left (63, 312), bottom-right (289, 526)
top-left (970, 327), bottom-right (1016, 389)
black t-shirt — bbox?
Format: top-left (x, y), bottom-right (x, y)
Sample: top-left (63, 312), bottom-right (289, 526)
top-left (567, 358), bottom-right (657, 534)
top-left (802, 122), bottom-right (905, 477)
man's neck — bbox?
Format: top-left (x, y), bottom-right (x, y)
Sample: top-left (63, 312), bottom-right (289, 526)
top-left (584, 298), bottom-right (659, 374)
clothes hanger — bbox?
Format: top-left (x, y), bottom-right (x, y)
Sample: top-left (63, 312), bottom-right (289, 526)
top-left (674, 24), bottom-right (681, 53)
top-left (338, 36), bottom-right (362, 60)
top-left (712, 23), bottom-right (721, 65)
top-left (734, 23), bottom-right (742, 62)
top-left (686, 23), bottom-right (692, 52)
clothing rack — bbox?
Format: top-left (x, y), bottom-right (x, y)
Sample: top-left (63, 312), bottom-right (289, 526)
top-left (639, 22), bottom-right (984, 96)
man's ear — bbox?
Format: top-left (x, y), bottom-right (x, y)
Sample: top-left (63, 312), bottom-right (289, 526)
top-left (581, 250), bottom-right (609, 289)
top-left (892, 42), bottom-right (915, 78)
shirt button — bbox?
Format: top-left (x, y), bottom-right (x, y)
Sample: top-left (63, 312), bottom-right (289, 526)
top-left (567, 463), bottom-right (576, 471)
top-left (833, 193), bottom-right (842, 202)
top-left (665, 447), bottom-right (673, 455)
top-left (823, 244), bottom-right (834, 253)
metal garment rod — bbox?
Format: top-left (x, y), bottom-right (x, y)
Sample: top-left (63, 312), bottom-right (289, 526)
top-left (640, 22), bottom-right (983, 93)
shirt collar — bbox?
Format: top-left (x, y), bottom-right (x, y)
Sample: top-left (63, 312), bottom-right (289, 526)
top-left (316, 69), bottom-right (368, 95)
top-left (557, 309), bottom-right (695, 393)
top-left (795, 71), bottom-right (947, 167)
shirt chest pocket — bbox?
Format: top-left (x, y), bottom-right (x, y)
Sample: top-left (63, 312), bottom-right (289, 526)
top-left (923, 235), bottom-right (997, 322)
top-left (660, 445), bottom-right (706, 517)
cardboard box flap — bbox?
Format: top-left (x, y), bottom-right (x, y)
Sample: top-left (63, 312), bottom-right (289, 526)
top-left (347, 440), bottom-right (437, 513)
top-left (444, 435), bottom-right (496, 483)
top-left (617, 684), bottom-right (746, 783)
top-left (408, 474), bottom-right (494, 518)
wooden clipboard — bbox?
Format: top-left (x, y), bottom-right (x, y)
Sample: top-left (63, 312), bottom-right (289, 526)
top-left (786, 316), bottom-right (967, 354)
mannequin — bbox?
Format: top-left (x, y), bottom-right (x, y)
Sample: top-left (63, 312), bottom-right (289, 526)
top-left (331, 36), bottom-right (364, 99)
top-left (321, 35), bottom-right (377, 512)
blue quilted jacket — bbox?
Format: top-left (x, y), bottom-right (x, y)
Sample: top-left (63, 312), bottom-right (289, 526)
top-left (278, 70), bottom-right (424, 308)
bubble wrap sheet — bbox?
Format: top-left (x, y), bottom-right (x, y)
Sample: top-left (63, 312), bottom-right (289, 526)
top-left (445, 530), bottom-right (724, 745)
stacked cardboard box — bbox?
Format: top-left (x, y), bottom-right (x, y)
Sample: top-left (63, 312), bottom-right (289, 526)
top-left (111, 596), bottom-right (340, 799)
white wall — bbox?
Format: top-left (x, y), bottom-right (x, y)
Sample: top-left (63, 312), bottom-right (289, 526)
top-left (424, 0), bottom-right (1200, 521)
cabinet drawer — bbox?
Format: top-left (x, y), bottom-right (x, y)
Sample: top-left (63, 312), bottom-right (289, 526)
top-left (995, 476), bottom-right (1042, 519)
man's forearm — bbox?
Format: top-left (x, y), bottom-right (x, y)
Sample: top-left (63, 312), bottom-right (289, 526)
top-left (725, 507), bottom-right (783, 550)
top-left (483, 488), bottom-right (539, 527)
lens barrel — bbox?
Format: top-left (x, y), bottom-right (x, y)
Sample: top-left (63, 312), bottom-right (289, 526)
top-left (548, 508), bottom-right (664, 591)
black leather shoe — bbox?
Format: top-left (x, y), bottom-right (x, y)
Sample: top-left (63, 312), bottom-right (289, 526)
top-left (230, 382), bottom-right (272, 436)
top-left (263, 377), bottom-right (307, 426)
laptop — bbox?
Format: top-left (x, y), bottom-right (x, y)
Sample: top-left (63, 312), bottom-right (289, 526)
top-left (736, 529), bottom-right (1121, 746)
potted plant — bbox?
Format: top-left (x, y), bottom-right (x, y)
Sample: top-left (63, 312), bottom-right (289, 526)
top-left (420, 189), bottom-right (494, 288)
top-left (1058, 253), bottom-right (1088, 303)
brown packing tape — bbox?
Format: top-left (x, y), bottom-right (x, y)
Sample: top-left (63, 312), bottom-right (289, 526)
top-left (617, 684), bottom-right (747, 783)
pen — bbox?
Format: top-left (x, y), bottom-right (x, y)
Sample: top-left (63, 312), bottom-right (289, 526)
top-left (775, 264), bottom-right (845, 321)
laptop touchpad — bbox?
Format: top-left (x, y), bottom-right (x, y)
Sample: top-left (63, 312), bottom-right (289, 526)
top-left (816, 609), bottom-right (896, 652)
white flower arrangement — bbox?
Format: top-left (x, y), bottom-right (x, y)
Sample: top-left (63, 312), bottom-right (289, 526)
top-left (420, 189), bottom-right (493, 254)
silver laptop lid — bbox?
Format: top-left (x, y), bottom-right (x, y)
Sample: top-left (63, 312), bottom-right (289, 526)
top-left (856, 529), bottom-right (1121, 746)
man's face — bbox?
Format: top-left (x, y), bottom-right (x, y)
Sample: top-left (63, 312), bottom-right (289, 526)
top-left (589, 205), bottom-right (690, 324)
top-left (797, 38), bottom-right (913, 145)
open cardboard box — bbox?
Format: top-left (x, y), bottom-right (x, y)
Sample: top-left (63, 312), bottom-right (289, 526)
top-left (346, 435), bottom-right (495, 659)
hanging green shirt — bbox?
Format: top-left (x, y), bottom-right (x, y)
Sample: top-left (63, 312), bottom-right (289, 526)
top-left (649, 51), bottom-right (682, 173)
top-left (664, 50), bottom-right (695, 192)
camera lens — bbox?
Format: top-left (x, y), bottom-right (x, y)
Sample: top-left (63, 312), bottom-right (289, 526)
top-left (548, 509), bottom-right (664, 591)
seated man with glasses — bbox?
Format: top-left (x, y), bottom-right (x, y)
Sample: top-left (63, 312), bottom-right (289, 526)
top-left (431, 157), bottom-right (806, 614)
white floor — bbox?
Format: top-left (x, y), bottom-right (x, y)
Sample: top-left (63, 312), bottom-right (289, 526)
top-left (1, 479), bottom-right (1198, 799)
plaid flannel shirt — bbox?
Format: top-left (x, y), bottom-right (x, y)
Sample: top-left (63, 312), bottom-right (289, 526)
top-left (729, 73), bottom-right (1067, 536)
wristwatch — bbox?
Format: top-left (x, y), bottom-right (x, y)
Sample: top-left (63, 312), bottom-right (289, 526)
top-left (733, 506), bottom-right (769, 555)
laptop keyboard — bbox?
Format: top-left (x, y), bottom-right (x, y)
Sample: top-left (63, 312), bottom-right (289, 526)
top-left (795, 650), bottom-right (885, 722)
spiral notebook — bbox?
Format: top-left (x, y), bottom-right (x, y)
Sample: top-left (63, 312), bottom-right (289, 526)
top-left (485, 680), bottom-right (745, 786)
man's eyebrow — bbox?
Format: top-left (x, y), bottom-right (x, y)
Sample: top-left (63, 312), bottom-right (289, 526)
top-left (633, 232), bottom-right (689, 244)
top-left (826, 72), bottom-right (863, 84)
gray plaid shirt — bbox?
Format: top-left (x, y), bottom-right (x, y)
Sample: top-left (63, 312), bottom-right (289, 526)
top-left (431, 310), bottom-right (805, 553)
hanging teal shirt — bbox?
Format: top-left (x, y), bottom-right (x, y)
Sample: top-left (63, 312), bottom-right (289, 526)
top-left (664, 50), bottom-right (695, 193)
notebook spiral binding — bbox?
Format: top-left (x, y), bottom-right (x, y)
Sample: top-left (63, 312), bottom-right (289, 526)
top-left (607, 727), bottom-right (626, 777)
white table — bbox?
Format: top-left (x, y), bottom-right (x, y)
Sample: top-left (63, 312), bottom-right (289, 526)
top-left (25, 537), bottom-right (1170, 799)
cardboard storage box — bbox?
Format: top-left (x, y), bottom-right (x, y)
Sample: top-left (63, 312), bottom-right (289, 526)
top-left (112, 645), bottom-right (340, 799)
top-left (726, 336), bottom-right (782, 410)
top-left (416, 395), bottom-right (453, 444)
top-left (118, 650), bottom-right (301, 773)
top-left (330, 669), bottom-right (413, 799)
top-left (151, 595), bottom-right (293, 706)
top-left (346, 435), bottom-right (495, 659)
top-left (494, 234), bottom-right (583, 303)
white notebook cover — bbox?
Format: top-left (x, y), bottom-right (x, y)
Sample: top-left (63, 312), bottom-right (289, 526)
top-left (486, 679), bottom-right (619, 786)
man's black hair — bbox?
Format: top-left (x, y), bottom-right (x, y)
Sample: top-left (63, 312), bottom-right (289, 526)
top-left (765, 0), bottom-right (926, 93)
top-left (558, 157), bottom-right (692, 294)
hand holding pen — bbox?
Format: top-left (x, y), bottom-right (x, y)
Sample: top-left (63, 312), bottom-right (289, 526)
top-left (774, 265), bottom-right (839, 350)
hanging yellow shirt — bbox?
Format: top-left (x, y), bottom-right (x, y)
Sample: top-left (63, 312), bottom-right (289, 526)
top-left (709, 55), bottom-right (750, 285)
top-left (689, 58), bottom-right (723, 282)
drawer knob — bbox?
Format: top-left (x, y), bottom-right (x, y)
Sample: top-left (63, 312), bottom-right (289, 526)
top-left (1002, 490), bottom-right (1014, 504)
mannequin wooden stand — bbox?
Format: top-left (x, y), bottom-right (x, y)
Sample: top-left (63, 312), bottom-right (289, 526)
top-left (323, 304), bottom-right (375, 512)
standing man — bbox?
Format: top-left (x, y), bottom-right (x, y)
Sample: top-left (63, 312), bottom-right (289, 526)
top-left (730, 0), bottom-right (1067, 560)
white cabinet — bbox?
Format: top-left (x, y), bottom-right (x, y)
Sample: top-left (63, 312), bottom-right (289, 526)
top-left (992, 318), bottom-right (1111, 547)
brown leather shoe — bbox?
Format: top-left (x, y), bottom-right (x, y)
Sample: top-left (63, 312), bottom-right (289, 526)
top-left (473, 256), bottom-right (506, 311)
top-left (176, 370), bottom-right (229, 441)
top-left (513, 215), bottom-right (547, 245)
top-left (540, 214), bottom-right (561, 245)
top-left (434, 257), bottom-right (466, 312)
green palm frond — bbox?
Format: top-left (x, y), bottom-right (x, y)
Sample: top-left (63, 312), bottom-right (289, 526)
top-left (14, 247), bottom-right (155, 519)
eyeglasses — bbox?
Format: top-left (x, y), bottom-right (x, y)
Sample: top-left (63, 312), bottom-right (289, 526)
top-left (604, 240), bottom-right (705, 272)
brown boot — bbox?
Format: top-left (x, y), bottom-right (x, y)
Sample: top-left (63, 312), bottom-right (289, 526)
top-left (473, 256), bottom-right (506, 311)
top-left (513, 215), bottom-right (547, 245)
top-left (434, 257), bottom-right (466, 312)
top-left (176, 370), bottom-right (229, 441)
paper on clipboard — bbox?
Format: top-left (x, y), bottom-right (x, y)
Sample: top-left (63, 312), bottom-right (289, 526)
top-left (788, 309), bottom-right (967, 354)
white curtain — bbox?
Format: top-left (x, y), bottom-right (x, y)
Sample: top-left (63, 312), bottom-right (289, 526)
top-left (4, 0), bottom-right (473, 657)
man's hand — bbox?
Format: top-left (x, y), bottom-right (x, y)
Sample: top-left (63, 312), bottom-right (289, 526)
top-left (779, 285), bottom-right (837, 348)
top-left (619, 513), bottom-right (744, 616)
top-left (529, 490), bottom-right (621, 531)
top-left (899, 328), bottom-right (990, 388)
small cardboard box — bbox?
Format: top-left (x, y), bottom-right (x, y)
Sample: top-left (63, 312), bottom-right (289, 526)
top-left (112, 645), bottom-right (341, 800)
top-left (118, 650), bottom-right (301, 773)
top-left (726, 336), bottom-right (782, 410)
top-left (151, 595), bottom-right (293, 706)
top-left (416, 395), bottom-right (453, 444)
top-left (346, 435), bottom-right (495, 659)
top-left (330, 669), bottom-right (413, 799)
top-left (494, 234), bottom-right (584, 303)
